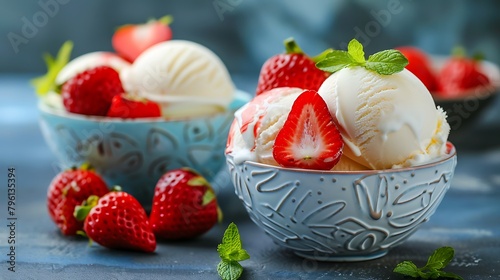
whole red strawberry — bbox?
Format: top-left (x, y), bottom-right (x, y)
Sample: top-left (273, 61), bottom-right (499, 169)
top-left (106, 95), bottom-right (162, 118)
top-left (62, 66), bottom-right (124, 116)
top-left (76, 190), bottom-right (156, 253)
top-left (256, 38), bottom-right (330, 95)
top-left (273, 90), bottom-right (343, 170)
top-left (437, 52), bottom-right (490, 97)
top-left (112, 15), bottom-right (173, 62)
top-left (149, 168), bottom-right (221, 240)
top-left (47, 166), bottom-right (109, 236)
top-left (396, 46), bottom-right (438, 92)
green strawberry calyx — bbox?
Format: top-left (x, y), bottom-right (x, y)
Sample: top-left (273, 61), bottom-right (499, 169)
top-left (188, 176), bottom-right (211, 187)
top-left (284, 37), bottom-right (303, 55)
top-left (31, 40), bottom-right (73, 96)
top-left (116, 15), bottom-right (173, 31)
top-left (284, 37), bottom-right (333, 63)
top-left (202, 189), bottom-right (223, 222)
top-left (451, 46), bottom-right (485, 62)
top-left (74, 195), bottom-right (100, 222)
top-left (156, 15), bottom-right (174, 26)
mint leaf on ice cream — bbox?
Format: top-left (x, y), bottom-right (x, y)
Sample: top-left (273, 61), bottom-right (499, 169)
top-left (365, 49), bottom-right (409, 75)
top-left (316, 38), bottom-right (408, 75)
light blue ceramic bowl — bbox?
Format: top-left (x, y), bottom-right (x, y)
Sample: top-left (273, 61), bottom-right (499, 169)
top-left (226, 144), bottom-right (457, 261)
top-left (39, 91), bottom-right (250, 208)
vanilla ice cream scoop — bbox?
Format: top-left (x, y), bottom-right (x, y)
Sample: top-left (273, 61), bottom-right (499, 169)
top-left (121, 40), bottom-right (235, 118)
top-left (318, 67), bottom-right (449, 170)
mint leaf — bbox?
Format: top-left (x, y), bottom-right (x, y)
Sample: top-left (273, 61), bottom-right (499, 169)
top-left (365, 49), bottom-right (408, 75)
top-left (315, 38), bottom-right (408, 75)
top-left (217, 260), bottom-right (243, 280)
top-left (348, 39), bottom-right (365, 63)
top-left (316, 51), bottom-right (355, 73)
top-left (217, 222), bottom-right (249, 261)
top-left (393, 261), bottom-right (420, 278)
top-left (426, 246), bottom-right (454, 271)
top-left (435, 271), bottom-right (464, 280)
top-left (31, 41), bottom-right (73, 96)
top-left (217, 223), bottom-right (249, 280)
top-left (393, 246), bottom-right (463, 280)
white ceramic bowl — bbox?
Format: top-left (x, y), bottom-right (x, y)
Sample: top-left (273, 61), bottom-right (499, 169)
top-left (226, 143), bottom-right (457, 261)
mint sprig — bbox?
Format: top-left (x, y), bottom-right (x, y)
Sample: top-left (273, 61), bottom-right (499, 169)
top-left (393, 246), bottom-right (463, 279)
top-left (316, 38), bottom-right (408, 75)
top-left (217, 223), bottom-right (250, 280)
top-left (31, 40), bottom-right (73, 96)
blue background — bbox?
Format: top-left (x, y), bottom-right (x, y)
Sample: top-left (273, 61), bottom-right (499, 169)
top-left (1, 0), bottom-right (500, 78)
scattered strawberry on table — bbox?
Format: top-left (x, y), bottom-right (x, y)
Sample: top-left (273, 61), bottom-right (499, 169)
top-left (112, 15), bottom-right (173, 63)
top-left (47, 165), bottom-right (109, 236)
top-left (256, 37), bottom-right (331, 95)
top-left (273, 90), bottom-right (343, 170)
top-left (75, 188), bottom-right (157, 253)
top-left (149, 168), bottom-right (222, 240)
top-left (46, 166), bottom-right (222, 252)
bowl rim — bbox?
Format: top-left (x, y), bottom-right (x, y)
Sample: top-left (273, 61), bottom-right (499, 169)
top-left (38, 101), bottom-right (235, 123)
top-left (226, 142), bottom-right (456, 175)
top-left (37, 89), bottom-right (251, 123)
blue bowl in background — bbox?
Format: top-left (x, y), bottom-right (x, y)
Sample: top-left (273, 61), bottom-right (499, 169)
top-left (39, 91), bottom-right (250, 209)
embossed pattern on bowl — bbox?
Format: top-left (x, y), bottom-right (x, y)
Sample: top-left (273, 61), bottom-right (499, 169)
top-left (38, 91), bottom-right (251, 207)
top-left (226, 145), bottom-right (457, 261)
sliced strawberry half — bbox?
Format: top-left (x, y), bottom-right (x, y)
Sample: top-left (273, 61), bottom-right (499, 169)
top-left (273, 90), bottom-right (343, 170)
top-left (106, 95), bottom-right (161, 118)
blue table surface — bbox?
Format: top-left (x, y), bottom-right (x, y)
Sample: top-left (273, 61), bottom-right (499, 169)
top-left (1, 74), bottom-right (500, 280)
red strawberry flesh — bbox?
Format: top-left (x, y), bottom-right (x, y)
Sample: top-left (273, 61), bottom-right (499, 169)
top-left (273, 90), bottom-right (343, 170)
top-left (106, 95), bottom-right (161, 118)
